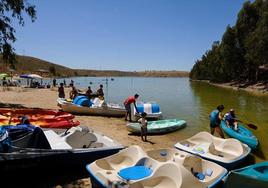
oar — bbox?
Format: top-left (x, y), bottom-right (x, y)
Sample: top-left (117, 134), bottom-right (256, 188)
top-left (238, 120), bottom-right (257, 130)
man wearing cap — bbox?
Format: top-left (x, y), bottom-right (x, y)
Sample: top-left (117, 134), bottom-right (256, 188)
top-left (224, 109), bottom-right (238, 131)
top-left (124, 94), bottom-right (139, 122)
top-left (209, 104), bottom-right (225, 138)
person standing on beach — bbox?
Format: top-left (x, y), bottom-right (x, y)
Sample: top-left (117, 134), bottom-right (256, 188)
top-left (124, 94), bottom-right (139, 122)
top-left (138, 112), bottom-right (148, 142)
top-left (69, 85), bottom-right (78, 100)
top-left (53, 78), bottom-right (56, 87)
top-left (70, 80), bottom-right (74, 87)
top-left (209, 104), bottom-right (225, 138)
top-left (58, 83), bottom-right (65, 98)
top-left (2, 77), bottom-right (8, 91)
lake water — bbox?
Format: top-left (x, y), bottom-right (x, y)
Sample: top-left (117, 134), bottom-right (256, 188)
top-left (56, 77), bottom-right (268, 161)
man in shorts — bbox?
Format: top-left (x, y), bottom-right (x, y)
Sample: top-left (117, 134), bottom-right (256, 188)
top-left (124, 94), bottom-right (139, 122)
top-left (209, 104), bottom-right (225, 138)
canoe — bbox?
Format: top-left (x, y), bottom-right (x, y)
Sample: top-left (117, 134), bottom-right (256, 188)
top-left (174, 131), bottom-right (251, 170)
top-left (86, 145), bottom-right (227, 188)
top-left (133, 101), bottom-right (162, 120)
top-left (0, 108), bottom-right (79, 128)
top-left (224, 161), bottom-right (268, 188)
top-left (126, 119), bottom-right (186, 134)
top-left (220, 120), bottom-right (258, 149)
top-left (57, 98), bottom-right (126, 117)
top-left (0, 125), bottom-right (123, 187)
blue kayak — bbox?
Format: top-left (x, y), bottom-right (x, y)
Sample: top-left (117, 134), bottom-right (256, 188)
top-left (220, 120), bottom-right (258, 149)
top-left (224, 161), bottom-right (268, 188)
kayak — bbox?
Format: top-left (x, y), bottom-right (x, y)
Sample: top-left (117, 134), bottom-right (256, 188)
top-left (0, 108), bottom-right (79, 128)
top-left (224, 161), bottom-right (268, 188)
top-left (220, 120), bottom-right (258, 149)
top-left (0, 108), bottom-right (75, 120)
top-left (126, 119), bottom-right (186, 134)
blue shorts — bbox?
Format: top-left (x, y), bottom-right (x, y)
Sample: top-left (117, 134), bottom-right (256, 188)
top-left (210, 122), bottom-right (220, 128)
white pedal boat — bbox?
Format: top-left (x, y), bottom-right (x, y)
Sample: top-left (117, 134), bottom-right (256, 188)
top-left (174, 131), bottom-right (251, 170)
top-left (86, 145), bottom-right (227, 188)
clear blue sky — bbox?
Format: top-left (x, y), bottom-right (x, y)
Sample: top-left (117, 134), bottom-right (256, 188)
top-left (13, 0), bottom-right (247, 71)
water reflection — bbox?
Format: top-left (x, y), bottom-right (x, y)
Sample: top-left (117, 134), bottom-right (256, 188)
top-left (190, 81), bottom-right (268, 161)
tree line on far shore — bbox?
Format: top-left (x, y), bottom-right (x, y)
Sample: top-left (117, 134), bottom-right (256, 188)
top-left (190, 0), bottom-right (268, 83)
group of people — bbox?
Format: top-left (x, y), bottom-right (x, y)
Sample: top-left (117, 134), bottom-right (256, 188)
top-left (209, 104), bottom-right (239, 138)
top-left (85, 84), bottom-right (104, 99)
top-left (57, 83), bottom-right (104, 100)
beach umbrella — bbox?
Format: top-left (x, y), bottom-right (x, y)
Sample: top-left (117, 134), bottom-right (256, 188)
top-left (0, 73), bottom-right (10, 79)
top-left (20, 74), bottom-right (31, 79)
top-left (28, 74), bottom-right (43, 79)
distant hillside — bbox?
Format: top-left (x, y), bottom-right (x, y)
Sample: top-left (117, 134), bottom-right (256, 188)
top-left (1, 55), bottom-right (189, 77)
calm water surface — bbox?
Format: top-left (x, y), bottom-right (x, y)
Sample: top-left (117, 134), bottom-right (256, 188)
top-left (57, 77), bottom-right (268, 161)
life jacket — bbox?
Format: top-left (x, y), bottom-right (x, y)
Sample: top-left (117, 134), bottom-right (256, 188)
top-left (210, 110), bottom-right (219, 123)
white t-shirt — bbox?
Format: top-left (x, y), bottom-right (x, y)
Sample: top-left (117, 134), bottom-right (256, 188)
top-left (138, 118), bottom-right (147, 128)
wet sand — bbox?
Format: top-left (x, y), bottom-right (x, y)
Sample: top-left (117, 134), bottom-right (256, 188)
top-left (0, 87), bottom-right (174, 187)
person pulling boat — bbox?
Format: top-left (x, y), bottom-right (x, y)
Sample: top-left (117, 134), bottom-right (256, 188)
top-left (209, 104), bottom-right (225, 138)
top-left (124, 94), bottom-right (139, 122)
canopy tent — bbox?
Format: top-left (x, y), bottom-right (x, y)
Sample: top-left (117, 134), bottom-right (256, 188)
top-left (19, 74), bottom-right (43, 87)
top-left (20, 74), bottom-right (43, 79)
top-left (28, 74), bottom-right (43, 79)
top-left (0, 73), bottom-right (11, 79)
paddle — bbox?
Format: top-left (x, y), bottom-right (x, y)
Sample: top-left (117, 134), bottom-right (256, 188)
top-left (238, 120), bottom-right (257, 130)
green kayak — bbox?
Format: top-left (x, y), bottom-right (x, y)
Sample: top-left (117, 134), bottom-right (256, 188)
top-left (126, 119), bottom-right (186, 134)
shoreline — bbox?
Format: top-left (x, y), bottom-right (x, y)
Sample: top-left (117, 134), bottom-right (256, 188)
top-left (191, 80), bottom-right (268, 96)
top-left (0, 87), bottom-right (176, 187)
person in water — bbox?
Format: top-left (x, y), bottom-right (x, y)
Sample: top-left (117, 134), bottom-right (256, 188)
top-left (124, 94), bottom-right (139, 122)
top-left (209, 104), bottom-right (225, 138)
top-left (224, 109), bottom-right (238, 131)
top-left (138, 112), bottom-right (148, 142)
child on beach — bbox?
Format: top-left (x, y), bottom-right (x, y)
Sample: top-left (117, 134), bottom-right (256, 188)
top-left (138, 112), bottom-right (148, 142)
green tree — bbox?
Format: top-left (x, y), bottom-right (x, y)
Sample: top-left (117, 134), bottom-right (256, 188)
top-left (0, 0), bottom-right (36, 66)
top-left (190, 0), bottom-right (268, 83)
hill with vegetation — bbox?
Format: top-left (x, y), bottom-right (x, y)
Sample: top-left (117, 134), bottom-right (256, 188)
top-left (0, 55), bottom-right (188, 77)
top-left (190, 0), bottom-right (268, 83)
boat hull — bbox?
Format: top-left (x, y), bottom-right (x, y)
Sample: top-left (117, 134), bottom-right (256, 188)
top-left (58, 99), bottom-right (126, 117)
top-left (220, 121), bottom-right (258, 149)
top-left (224, 161), bottom-right (268, 188)
top-left (0, 147), bottom-right (123, 187)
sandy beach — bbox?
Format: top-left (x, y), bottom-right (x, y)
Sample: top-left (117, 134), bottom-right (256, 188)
top-left (0, 87), bottom-right (175, 187)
